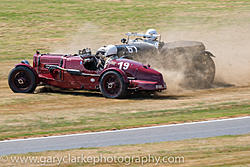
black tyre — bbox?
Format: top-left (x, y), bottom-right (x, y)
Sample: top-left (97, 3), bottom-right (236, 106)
top-left (8, 66), bottom-right (37, 93)
top-left (184, 52), bottom-right (215, 88)
top-left (197, 51), bottom-right (215, 84)
top-left (99, 71), bottom-right (127, 98)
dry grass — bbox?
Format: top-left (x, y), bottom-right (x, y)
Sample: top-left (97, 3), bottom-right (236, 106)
top-left (1, 59), bottom-right (250, 140)
top-left (0, 1), bottom-right (250, 167)
top-left (1, 0), bottom-right (250, 60)
top-left (0, 61), bottom-right (249, 140)
top-left (0, 0), bottom-right (250, 141)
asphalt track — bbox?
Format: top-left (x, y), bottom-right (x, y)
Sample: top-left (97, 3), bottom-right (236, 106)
top-left (0, 116), bottom-right (249, 155)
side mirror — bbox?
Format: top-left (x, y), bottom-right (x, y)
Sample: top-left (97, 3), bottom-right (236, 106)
top-left (121, 38), bottom-right (127, 44)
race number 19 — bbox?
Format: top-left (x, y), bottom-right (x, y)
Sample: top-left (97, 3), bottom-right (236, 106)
top-left (118, 62), bottom-right (130, 70)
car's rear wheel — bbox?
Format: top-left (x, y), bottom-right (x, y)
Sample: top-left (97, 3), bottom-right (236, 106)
top-left (8, 66), bottom-right (37, 93)
top-left (194, 52), bottom-right (215, 85)
top-left (183, 52), bottom-right (215, 88)
top-left (99, 71), bottom-right (127, 98)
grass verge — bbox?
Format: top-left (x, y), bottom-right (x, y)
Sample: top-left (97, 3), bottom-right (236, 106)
top-left (0, 100), bottom-right (249, 140)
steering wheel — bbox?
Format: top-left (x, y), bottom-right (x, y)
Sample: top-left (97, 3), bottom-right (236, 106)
top-left (95, 56), bottom-right (105, 70)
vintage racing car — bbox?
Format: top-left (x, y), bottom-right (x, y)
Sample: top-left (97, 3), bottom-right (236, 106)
top-left (8, 47), bottom-right (166, 98)
top-left (115, 29), bottom-right (216, 88)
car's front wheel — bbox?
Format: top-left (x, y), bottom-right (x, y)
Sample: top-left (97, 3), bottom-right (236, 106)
top-left (8, 66), bottom-right (37, 93)
top-left (99, 71), bottom-right (127, 98)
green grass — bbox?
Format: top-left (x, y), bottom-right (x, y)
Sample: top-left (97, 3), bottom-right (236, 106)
top-left (0, 102), bottom-right (249, 140)
top-left (1, 0), bottom-right (250, 61)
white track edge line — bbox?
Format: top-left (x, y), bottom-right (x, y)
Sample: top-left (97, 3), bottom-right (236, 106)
top-left (1, 116), bottom-right (249, 143)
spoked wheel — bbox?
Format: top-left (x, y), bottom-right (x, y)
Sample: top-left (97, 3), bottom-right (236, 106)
top-left (197, 52), bottom-right (215, 84)
top-left (99, 71), bottom-right (127, 98)
top-left (184, 52), bottom-right (215, 88)
top-left (8, 66), bottom-right (37, 93)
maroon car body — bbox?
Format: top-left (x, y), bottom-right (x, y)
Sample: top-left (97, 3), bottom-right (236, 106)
top-left (8, 51), bottom-right (166, 98)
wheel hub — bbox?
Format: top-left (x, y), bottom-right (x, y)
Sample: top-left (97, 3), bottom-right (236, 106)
top-left (17, 78), bottom-right (25, 85)
top-left (108, 82), bottom-right (115, 89)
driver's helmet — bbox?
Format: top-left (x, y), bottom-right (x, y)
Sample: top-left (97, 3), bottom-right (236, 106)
top-left (97, 45), bottom-right (117, 57)
top-left (145, 29), bottom-right (158, 40)
top-left (96, 46), bottom-right (106, 56)
top-left (104, 45), bottom-right (117, 57)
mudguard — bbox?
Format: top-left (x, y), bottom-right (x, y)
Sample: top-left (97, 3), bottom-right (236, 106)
top-left (99, 67), bottom-right (128, 83)
top-left (15, 62), bottom-right (39, 83)
top-left (204, 51), bottom-right (215, 57)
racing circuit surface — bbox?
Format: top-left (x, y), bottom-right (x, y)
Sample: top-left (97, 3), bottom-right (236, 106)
top-left (1, 116), bottom-right (249, 156)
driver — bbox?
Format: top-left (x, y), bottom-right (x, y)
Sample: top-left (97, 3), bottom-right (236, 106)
top-left (143, 29), bottom-right (160, 48)
top-left (96, 45), bottom-right (118, 69)
top-left (144, 29), bottom-right (159, 44)
top-left (145, 29), bottom-right (158, 41)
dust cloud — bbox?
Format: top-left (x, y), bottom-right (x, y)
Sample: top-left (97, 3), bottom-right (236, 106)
top-left (52, 23), bottom-right (121, 54)
top-left (138, 24), bottom-right (250, 90)
top-left (160, 24), bottom-right (250, 87)
top-left (52, 23), bottom-right (250, 92)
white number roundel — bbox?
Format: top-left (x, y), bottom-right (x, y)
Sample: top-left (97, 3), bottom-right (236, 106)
top-left (118, 62), bottom-right (130, 70)
top-left (126, 46), bottom-right (137, 54)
